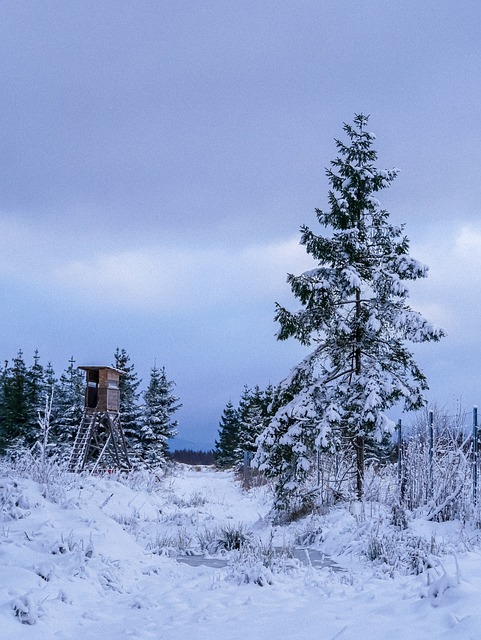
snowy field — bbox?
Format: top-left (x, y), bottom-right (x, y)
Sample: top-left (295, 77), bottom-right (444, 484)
top-left (2, 462), bottom-right (481, 640)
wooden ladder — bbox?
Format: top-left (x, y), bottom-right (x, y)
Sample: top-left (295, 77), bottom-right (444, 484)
top-left (68, 411), bottom-right (97, 472)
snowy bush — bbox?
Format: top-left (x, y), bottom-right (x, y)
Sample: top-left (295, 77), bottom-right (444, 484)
top-left (169, 490), bottom-right (207, 509)
top-left (391, 502), bottom-right (408, 529)
top-left (110, 509), bottom-right (143, 536)
top-left (112, 466), bottom-right (170, 492)
top-left (12, 594), bottom-right (43, 625)
top-left (185, 490), bottom-right (207, 507)
top-left (0, 441), bottom-right (74, 505)
top-left (212, 523), bottom-right (253, 552)
top-left (423, 563), bottom-right (460, 605)
top-left (196, 527), bottom-right (219, 553)
top-left (226, 534), bottom-right (300, 586)
top-left (227, 551), bottom-right (274, 586)
top-left (186, 523), bottom-right (254, 555)
top-left (294, 521), bottom-right (324, 548)
top-left (0, 479), bottom-right (33, 521)
top-left (401, 408), bottom-right (473, 522)
top-left (146, 528), bottom-right (193, 556)
top-left (316, 448), bottom-right (354, 505)
top-left (364, 530), bottom-right (441, 575)
top-left (51, 532), bottom-right (94, 558)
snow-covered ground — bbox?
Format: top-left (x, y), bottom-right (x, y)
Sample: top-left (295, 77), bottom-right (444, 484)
top-left (2, 462), bottom-right (481, 639)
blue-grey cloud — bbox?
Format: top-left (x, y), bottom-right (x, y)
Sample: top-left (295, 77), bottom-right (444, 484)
top-left (1, 1), bottom-right (481, 445)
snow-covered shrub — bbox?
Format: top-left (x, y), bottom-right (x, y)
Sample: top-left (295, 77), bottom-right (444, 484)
top-left (316, 448), bottom-right (354, 505)
top-left (159, 510), bottom-right (199, 528)
top-left (99, 567), bottom-right (124, 593)
top-left (51, 532), bottom-right (94, 558)
top-left (213, 523), bottom-right (253, 552)
top-left (1, 446), bottom-right (71, 504)
top-left (401, 408), bottom-right (472, 522)
top-left (0, 479), bottom-right (33, 521)
top-left (12, 594), bottom-right (43, 625)
top-left (196, 527), bottom-right (218, 553)
top-left (2, 391), bottom-right (73, 503)
top-left (35, 562), bottom-right (55, 581)
top-left (168, 490), bottom-right (208, 509)
top-left (195, 523), bottom-right (255, 555)
top-left (146, 528), bottom-right (193, 556)
top-left (226, 534), bottom-right (300, 586)
top-left (391, 502), bottom-right (408, 529)
top-left (364, 529), bottom-right (441, 575)
top-left (112, 467), bottom-right (168, 493)
top-left (227, 551), bottom-right (274, 586)
top-left (423, 564), bottom-right (460, 605)
top-left (145, 533), bottom-right (177, 557)
top-left (359, 462), bottom-right (399, 505)
top-left (185, 490), bottom-right (207, 507)
top-left (294, 522), bottom-right (323, 548)
top-left (110, 509), bottom-right (142, 536)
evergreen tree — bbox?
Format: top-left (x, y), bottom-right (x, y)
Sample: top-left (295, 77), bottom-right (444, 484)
top-left (55, 357), bottom-right (85, 449)
top-left (235, 386), bottom-right (269, 463)
top-left (0, 351), bottom-right (60, 453)
top-left (0, 360), bottom-right (8, 444)
top-left (214, 400), bottom-right (241, 468)
top-left (113, 348), bottom-right (142, 447)
top-left (255, 114), bottom-right (444, 512)
top-left (43, 362), bottom-right (58, 393)
top-left (261, 383), bottom-right (275, 416)
top-left (26, 351), bottom-right (59, 449)
top-left (0, 351), bottom-right (30, 452)
top-left (139, 365), bottom-right (181, 465)
top-left (25, 350), bottom-right (46, 441)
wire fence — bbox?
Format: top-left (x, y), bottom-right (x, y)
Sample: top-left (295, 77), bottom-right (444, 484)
top-left (311, 406), bottom-right (481, 522)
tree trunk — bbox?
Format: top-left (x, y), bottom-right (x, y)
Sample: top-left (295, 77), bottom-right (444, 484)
top-left (355, 288), bottom-right (362, 375)
top-left (354, 287), bottom-right (364, 498)
top-left (355, 435), bottom-right (364, 499)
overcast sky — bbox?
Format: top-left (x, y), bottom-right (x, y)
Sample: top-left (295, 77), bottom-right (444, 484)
top-left (1, 1), bottom-right (481, 448)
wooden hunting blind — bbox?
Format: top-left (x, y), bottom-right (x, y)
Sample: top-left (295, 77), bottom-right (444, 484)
top-left (68, 366), bottom-right (131, 473)
top-left (84, 366), bottom-right (121, 412)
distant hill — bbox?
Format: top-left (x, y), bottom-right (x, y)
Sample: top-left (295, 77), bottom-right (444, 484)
top-left (171, 449), bottom-right (215, 465)
top-left (169, 436), bottom-right (214, 452)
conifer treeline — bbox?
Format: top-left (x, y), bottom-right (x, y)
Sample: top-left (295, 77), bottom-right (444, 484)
top-left (213, 384), bottom-right (275, 469)
top-left (172, 449), bottom-right (215, 465)
top-left (0, 348), bottom-right (180, 466)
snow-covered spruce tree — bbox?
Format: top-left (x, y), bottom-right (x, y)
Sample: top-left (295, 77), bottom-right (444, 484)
top-left (25, 350), bottom-right (56, 444)
top-left (254, 114), bottom-right (444, 513)
top-left (0, 351), bottom-right (60, 454)
top-left (54, 357), bottom-right (85, 451)
top-left (0, 361), bottom-right (6, 445)
top-left (214, 400), bottom-right (241, 468)
top-left (113, 348), bottom-right (142, 449)
top-left (0, 351), bottom-right (36, 452)
top-left (235, 386), bottom-right (273, 466)
top-left (27, 350), bottom-right (45, 418)
top-left (139, 365), bottom-right (181, 466)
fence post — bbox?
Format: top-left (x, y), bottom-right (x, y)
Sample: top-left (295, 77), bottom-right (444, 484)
top-left (243, 450), bottom-right (252, 486)
top-left (473, 406), bottom-right (478, 505)
top-left (429, 409), bottom-right (434, 496)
